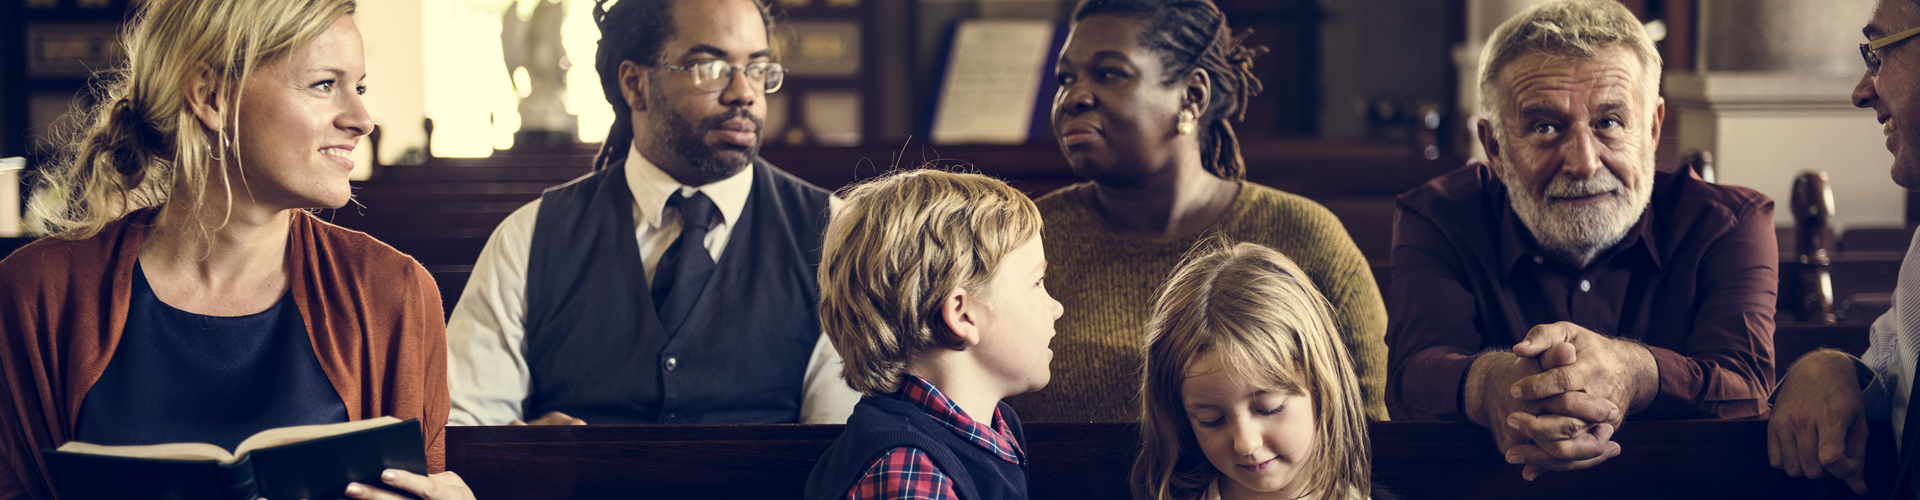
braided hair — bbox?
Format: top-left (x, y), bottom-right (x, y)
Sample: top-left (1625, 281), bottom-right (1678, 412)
top-left (1072, 0), bottom-right (1267, 180)
top-left (590, 0), bottom-right (771, 171)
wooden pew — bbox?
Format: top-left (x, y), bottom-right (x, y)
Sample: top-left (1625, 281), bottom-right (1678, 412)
top-left (444, 420), bottom-right (1892, 500)
top-left (1790, 172), bottom-right (1837, 322)
top-left (1319, 197), bottom-right (1399, 263)
top-left (1774, 322), bottom-right (1871, 378)
top-left (1840, 226), bottom-right (1916, 253)
top-left (1781, 171), bottom-right (1906, 323)
top-left (427, 266), bottom-right (471, 318)
top-left (327, 141), bottom-right (1453, 259)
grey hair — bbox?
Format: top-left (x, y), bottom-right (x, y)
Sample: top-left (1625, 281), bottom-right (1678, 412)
top-left (1477, 0), bottom-right (1662, 136)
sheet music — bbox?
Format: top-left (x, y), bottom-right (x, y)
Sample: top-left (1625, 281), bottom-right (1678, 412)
top-left (931, 20), bottom-right (1055, 145)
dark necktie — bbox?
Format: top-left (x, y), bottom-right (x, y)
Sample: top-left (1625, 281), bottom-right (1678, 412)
top-left (651, 191), bottom-right (718, 335)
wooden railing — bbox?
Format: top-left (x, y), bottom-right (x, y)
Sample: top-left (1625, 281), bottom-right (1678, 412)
top-left (444, 419), bottom-right (1892, 500)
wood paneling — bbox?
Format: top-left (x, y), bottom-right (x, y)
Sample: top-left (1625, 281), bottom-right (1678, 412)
top-left (445, 419), bottom-right (1890, 500)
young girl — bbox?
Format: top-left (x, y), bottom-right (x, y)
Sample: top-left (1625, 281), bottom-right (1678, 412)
top-left (1132, 242), bottom-right (1395, 500)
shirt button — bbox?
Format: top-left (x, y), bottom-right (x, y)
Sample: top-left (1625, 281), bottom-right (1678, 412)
top-left (1579, 280), bottom-right (1591, 292)
top-left (665, 357), bottom-right (679, 371)
top-left (1533, 256), bottom-right (1544, 265)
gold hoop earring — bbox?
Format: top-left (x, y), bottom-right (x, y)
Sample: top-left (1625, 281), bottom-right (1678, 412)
top-left (1177, 109), bottom-right (1197, 136)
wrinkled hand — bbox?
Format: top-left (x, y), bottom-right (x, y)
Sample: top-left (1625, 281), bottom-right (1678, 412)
top-left (510, 411), bottom-right (586, 426)
top-left (1510, 322), bottom-right (1652, 419)
top-left (1466, 353), bottom-right (1552, 458)
top-left (1499, 322), bottom-right (1650, 479)
top-left (1768, 350), bottom-right (1868, 495)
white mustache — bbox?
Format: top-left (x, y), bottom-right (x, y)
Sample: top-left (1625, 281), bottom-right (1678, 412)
top-left (1545, 172), bottom-right (1624, 199)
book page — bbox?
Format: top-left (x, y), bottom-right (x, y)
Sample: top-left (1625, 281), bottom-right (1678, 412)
top-left (55, 441), bottom-right (235, 463)
top-left (234, 417), bottom-right (402, 457)
top-left (930, 20), bottom-right (1055, 145)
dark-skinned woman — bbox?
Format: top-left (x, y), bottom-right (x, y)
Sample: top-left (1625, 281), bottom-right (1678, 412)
top-left (1005, 0), bottom-right (1389, 423)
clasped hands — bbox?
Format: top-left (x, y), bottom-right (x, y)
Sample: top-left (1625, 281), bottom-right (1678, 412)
top-left (1467, 322), bottom-right (1657, 481)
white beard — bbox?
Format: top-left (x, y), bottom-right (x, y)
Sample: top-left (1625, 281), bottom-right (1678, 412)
top-left (1501, 162), bottom-right (1653, 268)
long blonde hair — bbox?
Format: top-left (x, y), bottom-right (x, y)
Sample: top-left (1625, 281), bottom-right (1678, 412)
top-left (29, 0), bottom-right (357, 240)
top-left (817, 168), bottom-right (1043, 397)
top-left (1133, 241), bottom-right (1370, 500)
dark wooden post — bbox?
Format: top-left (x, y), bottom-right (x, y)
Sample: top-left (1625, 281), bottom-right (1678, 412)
top-left (1792, 170), bottom-right (1836, 323)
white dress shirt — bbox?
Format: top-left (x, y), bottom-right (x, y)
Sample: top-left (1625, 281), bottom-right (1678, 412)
top-left (446, 145), bottom-right (859, 425)
top-left (1862, 229), bottom-right (1920, 450)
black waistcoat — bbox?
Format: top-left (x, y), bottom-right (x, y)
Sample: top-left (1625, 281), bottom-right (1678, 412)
top-left (805, 396), bottom-right (1030, 500)
top-left (524, 159), bottom-right (831, 424)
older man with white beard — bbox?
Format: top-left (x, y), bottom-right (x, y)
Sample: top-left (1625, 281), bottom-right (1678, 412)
top-left (1385, 0), bottom-right (1779, 481)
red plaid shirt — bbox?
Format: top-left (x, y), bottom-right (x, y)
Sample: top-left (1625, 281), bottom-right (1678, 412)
top-left (842, 374), bottom-right (1024, 500)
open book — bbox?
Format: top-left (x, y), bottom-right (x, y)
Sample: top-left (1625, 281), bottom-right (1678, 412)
top-left (43, 417), bottom-right (427, 500)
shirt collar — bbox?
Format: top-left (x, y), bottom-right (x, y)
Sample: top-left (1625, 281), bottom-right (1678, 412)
top-left (892, 374), bottom-right (1024, 464)
top-left (624, 143), bottom-right (754, 230)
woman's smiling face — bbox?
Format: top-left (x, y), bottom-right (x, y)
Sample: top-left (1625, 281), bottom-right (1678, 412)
top-left (231, 14), bottom-right (372, 211)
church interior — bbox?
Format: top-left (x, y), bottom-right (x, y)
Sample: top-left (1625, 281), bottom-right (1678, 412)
top-left (0, 0), bottom-right (1902, 498)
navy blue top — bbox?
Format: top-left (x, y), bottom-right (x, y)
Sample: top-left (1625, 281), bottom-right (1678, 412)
top-left (74, 262), bottom-right (347, 452)
top-left (805, 395), bottom-right (1029, 500)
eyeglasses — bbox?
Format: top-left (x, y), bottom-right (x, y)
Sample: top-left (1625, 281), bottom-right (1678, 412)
top-left (1862, 26), bottom-right (1920, 74)
top-left (659, 60), bottom-right (786, 93)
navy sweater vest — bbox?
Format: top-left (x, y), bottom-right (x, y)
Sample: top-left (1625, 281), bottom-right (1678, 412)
top-left (524, 160), bottom-right (831, 424)
top-left (805, 396), bottom-right (1030, 500)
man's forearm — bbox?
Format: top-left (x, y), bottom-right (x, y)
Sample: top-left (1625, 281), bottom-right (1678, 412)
top-left (1623, 342), bottom-right (1659, 415)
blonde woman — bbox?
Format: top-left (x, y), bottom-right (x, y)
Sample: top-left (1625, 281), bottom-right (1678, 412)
top-left (0, 1), bottom-right (470, 498)
top-left (1134, 242), bottom-right (1396, 500)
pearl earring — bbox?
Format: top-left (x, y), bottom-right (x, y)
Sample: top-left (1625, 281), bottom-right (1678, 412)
top-left (1177, 109), bottom-right (1196, 136)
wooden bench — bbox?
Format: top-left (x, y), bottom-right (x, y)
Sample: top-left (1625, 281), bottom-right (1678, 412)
top-left (444, 420), bottom-right (1892, 500)
top-left (324, 142), bottom-right (1452, 260)
top-left (1840, 225), bottom-right (1917, 253)
top-left (1775, 322), bottom-right (1871, 377)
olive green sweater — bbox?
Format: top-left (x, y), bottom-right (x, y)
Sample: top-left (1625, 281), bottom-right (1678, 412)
top-left (1006, 181), bottom-right (1389, 422)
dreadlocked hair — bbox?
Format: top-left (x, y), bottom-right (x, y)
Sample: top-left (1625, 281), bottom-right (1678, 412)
top-left (1072, 0), bottom-right (1267, 180)
top-left (590, 0), bottom-right (772, 171)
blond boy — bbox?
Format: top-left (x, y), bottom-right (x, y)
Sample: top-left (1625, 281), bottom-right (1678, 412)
top-left (803, 170), bottom-right (1062, 500)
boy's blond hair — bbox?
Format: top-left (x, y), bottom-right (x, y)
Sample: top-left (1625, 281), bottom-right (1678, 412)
top-left (819, 169), bottom-right (1043, 397)
top-left (1132, 241), bottom-right (1370, 500)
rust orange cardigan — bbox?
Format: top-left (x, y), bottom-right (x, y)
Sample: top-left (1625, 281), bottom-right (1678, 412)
top-left (0, 209), bottom-right (449, 500)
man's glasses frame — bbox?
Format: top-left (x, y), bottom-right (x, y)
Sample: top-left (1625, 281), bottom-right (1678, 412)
top-left (1863, 26), bottom-right (1920, 74)
top-left (659, 60), bottom-right (786, 93)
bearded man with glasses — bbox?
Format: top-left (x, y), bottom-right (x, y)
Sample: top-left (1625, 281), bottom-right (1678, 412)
top-left (1770, 1), bottom-right (1920, 495)
top-left (444, 0), bottom-right (860, 427)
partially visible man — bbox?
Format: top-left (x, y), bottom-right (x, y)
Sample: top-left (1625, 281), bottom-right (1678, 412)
top-left (1386, 0), bottom-right (1778, 480)
top-left (445, 0), bottom-right (858, 426)
top-left (1770, 0), bottom-right (1920, 495)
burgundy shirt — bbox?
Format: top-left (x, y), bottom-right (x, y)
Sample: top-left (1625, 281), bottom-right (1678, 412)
top-left (1385, 163), bottom-right (1777, 421)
